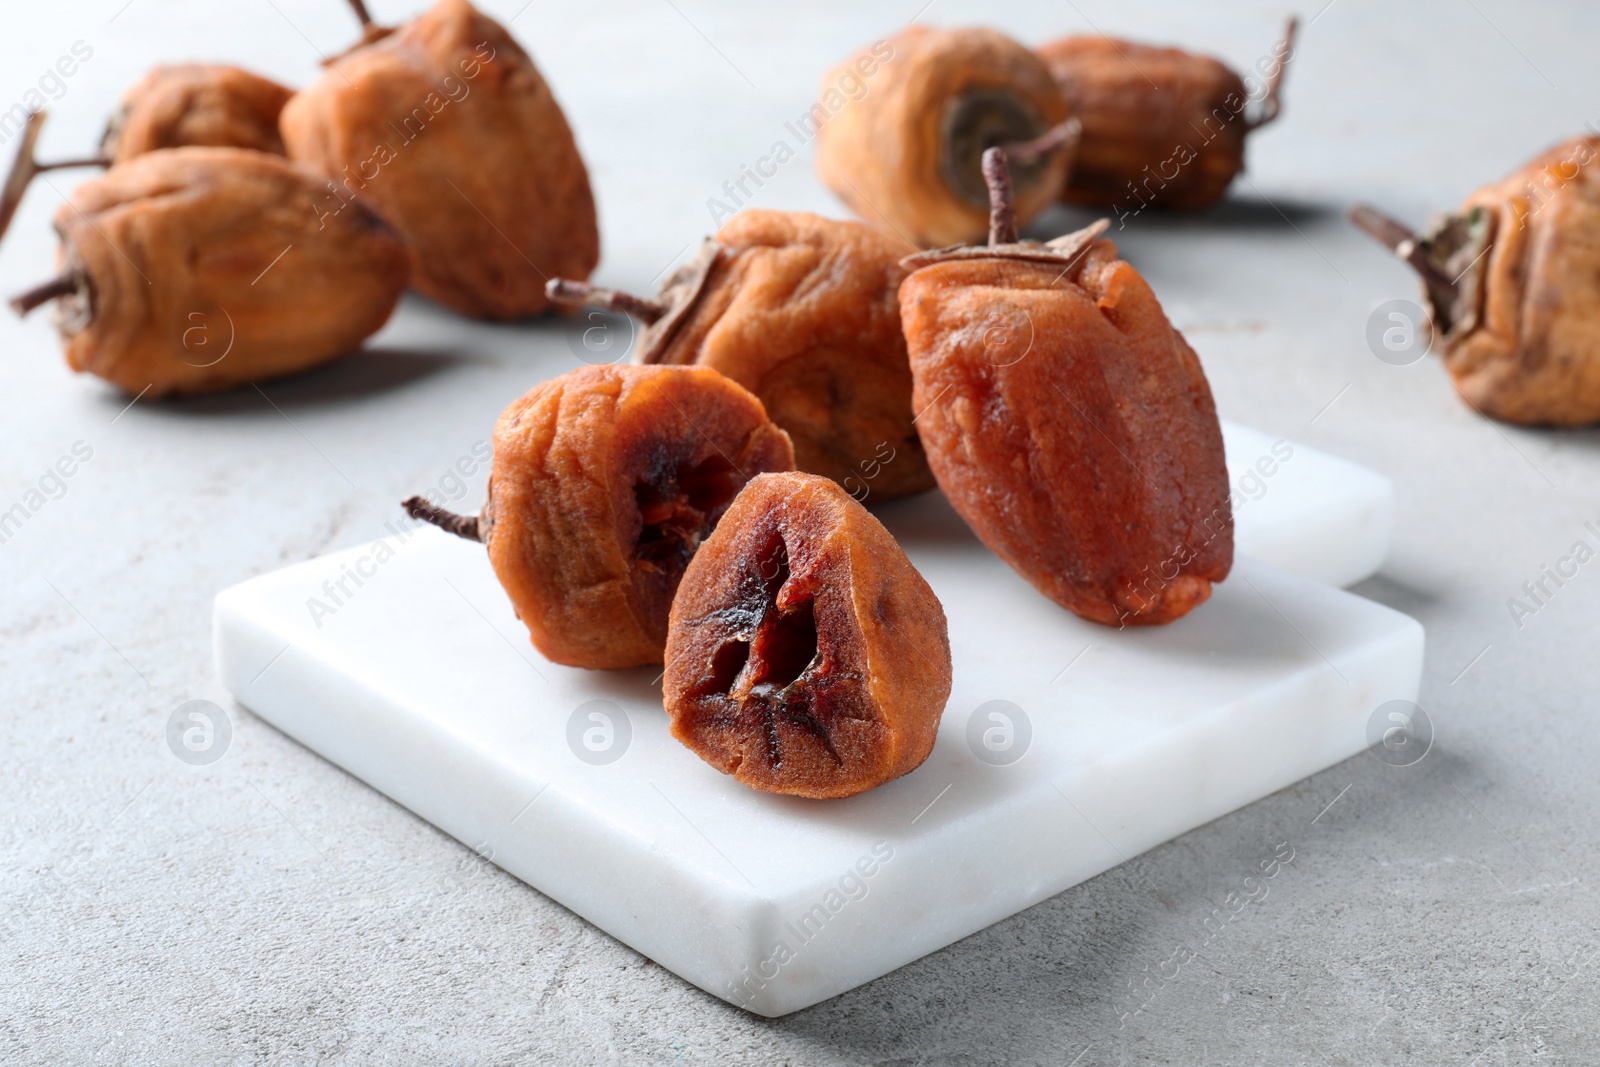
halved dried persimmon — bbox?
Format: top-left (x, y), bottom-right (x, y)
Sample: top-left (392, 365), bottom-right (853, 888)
top-left (404, 364), bottom-right (793, 668)
top-left (664, 471), bottom-right (951, 799)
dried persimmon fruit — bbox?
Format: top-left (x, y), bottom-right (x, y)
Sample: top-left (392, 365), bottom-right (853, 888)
top-left (8, 146), bottom-right (410, 396)
top-left (813, 25), bottom-right (1078, 248)
top-left (102, 64), bottom-right (296, 162)
top-left (404, 365), bottom-right (794, 669)
top-left (664, 471), bottom-right (951, 799)
top-left (0, 71), bottom-right (297, 244)
top-left (547, 210), bottom-right (935, 501)
top-left (1037, 19), bottom-right (1296, 212)
top-left (899, 148), bottom-right (1232, 626)
top-left (1349, 136), bottom-right (1600, 425)
top-left (281, 0), bottom-right (599, 320)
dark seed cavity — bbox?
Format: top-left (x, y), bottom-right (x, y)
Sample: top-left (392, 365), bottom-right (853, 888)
top-left (634, 453), bottom-right (740, 571)
top-left (692, 530), bottom-right (831, 766)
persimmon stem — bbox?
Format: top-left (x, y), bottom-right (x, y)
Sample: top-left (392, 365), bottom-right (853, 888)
top-left (1347, 204), bottom-right (1413, 253)
top-left (9, 271), bottom-right (81, 316)
top-left (1002, 116), bottom-right (1082, 167)
top-left (10, 273), bottom-right (82, 317)
top-left (1347, 203), bottom-right (1456, 297)
top-left (1247, 16), bottom-right (1299, 129)
top-left (37, 156), bottom-right (112, 172)
top-left (983, 146), bottom-right (1017, 246)
top-left (544, 278), bottom-right (667, 324)
top-left (326, 0), bottom-right (391, 64)
top-left (0, 111), bottom-right (47, 247)
top-left (0, 112), bottom-right (109, 249)
top-left (402, 496), bottom-right (481, 542)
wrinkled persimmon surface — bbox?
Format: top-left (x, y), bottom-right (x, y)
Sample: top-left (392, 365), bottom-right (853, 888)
top-left (664, 471), bottom-right (951, 799)
top-left (900, 237), bottom-right (1232, 625)
top-left (485, 365), bottom-right (793, 669)
top-left (281, 0), bottom-right (598, 319)
top-left (649, 211), bottom-right (934, 500)
top-left (54, 147), bottom-right (410, 396)
top-left (103, 64), bottom-right (295, 162)
top-left (1038, 37), bottom-right (1248, 210)
top-left (1435, 136), bottom-right (1600, 425)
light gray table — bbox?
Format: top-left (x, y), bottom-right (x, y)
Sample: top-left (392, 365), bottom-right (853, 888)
top-left (4, 1), bottom-right (1597, 1063)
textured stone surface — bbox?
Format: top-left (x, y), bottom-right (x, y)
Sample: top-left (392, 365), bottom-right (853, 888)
top-left (2, 0), bottom-right (1597, 1063)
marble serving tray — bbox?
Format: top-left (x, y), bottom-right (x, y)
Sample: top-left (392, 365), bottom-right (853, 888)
top-left (213, 429), bottom-right (1419, 1016)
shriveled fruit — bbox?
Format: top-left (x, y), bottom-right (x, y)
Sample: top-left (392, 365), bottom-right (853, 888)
top-left (547, 210), bottom-right (935, 500)
top-left (102, 64), bottom-right (296, 162)
top-left (281, 0), bottom-right (599, 319)
top-left (404, 365), bottom-right (794, 669)
top-left (1037, 19), bottom-right (1296, 212)
top-left (664, 471), bottom-right (951, 799)
top-left (1350, 136), bottom-right (1600, 426)
top-left (0, 69), bottom-right (298, 246)
top-left (814, 25), bottom-right (1078, 248)
top-left (8, 146), bottom-right (409, 396)
top-left (898, 148), bottom-right (1232, 626)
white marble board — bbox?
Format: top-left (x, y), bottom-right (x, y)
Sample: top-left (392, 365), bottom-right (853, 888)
top-left (212, 428), bottom-right (1419, 1016)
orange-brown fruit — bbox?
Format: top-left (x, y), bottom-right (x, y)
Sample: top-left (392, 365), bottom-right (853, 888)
top-left (281, 0), bottom-right (599, 319)
top-left (664, 471), bottom-right (951, 799)
top-left (1037, 19), bottom-right (1295, 212)
top-left (8, 146), bottom-right (410, 396)
top-left (1350, 136), bottom-right (1600, 426)
top-left (898, 148), bottom-right (1232, 627)
top-left (814, 25), bottom-right (1077, 248)
top-left (547, 210), bottom-right (935, 501)
top-left (102, 64), bottom-right (296, 162)
top-left (403, 365), bottom-right (794, 669)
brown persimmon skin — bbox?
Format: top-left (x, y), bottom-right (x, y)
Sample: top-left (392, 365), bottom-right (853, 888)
top-left (1038, 37), bottom-right (1249, 211)
top-left (1435, 137), bottom-right (1600, 425)
top-left (281, 0), bottom-right (599, 319)
top-left (648, 211), bottom-right (935, 500)
top-left (54, 147), bottom-right (410, 396)
top-left (485, 365), bottom-right (793, 669)
top-left (665, 472), bottom-right (951, 799)
top-left (815, 26), bottom-right (1072, 248)
top-left (102, 64), bottom-right (295, 162)
top-left (900, 240), bottom-right (1232, 626)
